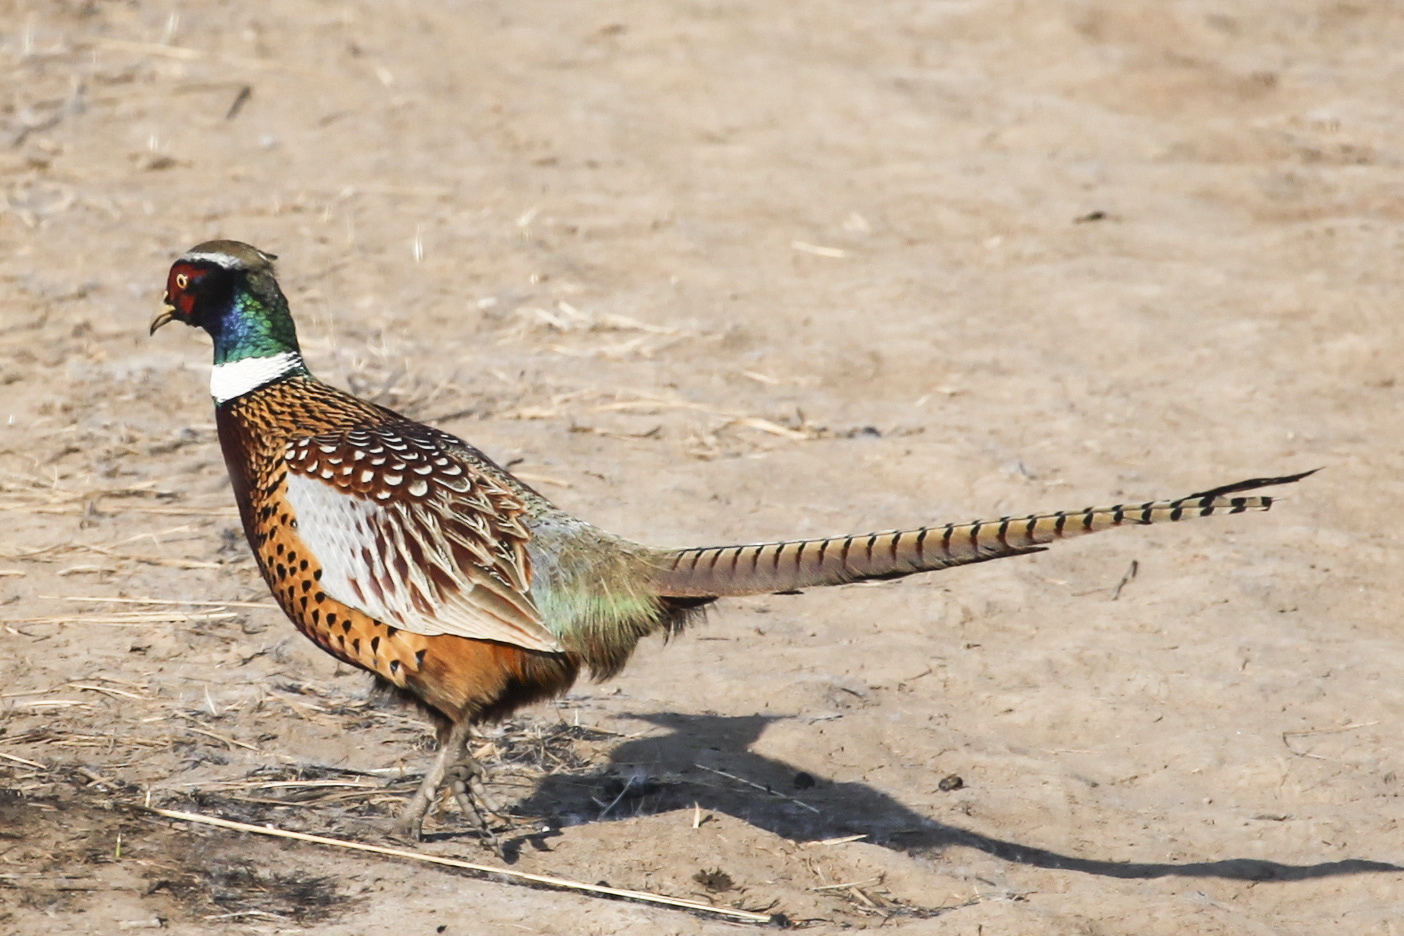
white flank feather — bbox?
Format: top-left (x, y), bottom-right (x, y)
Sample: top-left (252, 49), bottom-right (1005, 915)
top-left (283, 471), bottom-right (560, 652)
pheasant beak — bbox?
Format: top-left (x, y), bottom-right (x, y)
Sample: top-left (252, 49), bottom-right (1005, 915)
top-left (149, 300), bottom-right (176, 335)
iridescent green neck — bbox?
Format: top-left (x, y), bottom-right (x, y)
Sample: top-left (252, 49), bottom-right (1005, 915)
top-left (206, 281), bottom-right (313, 405)
top-left (210, 287), bottom-right (305, 367)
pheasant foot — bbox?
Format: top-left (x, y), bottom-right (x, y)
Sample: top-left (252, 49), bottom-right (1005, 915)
top-left (394, 721), bottom-right (504, 854)
top-left (446, 759), bottom-right (503, 854)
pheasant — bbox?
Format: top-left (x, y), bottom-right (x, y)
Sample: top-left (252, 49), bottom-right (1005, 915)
top-left (151, 240), bottom-right (1312, 848)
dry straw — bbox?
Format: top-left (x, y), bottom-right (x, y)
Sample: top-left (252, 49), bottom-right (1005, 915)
top-left (150, 807), bottom-right (775, 924)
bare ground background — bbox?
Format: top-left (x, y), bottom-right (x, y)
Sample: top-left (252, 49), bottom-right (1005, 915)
top-left (2, 1), bottom-right (1403, 933)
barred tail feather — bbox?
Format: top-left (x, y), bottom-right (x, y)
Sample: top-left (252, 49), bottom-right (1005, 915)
top-left (654, 470), bottom-right (1315, 599)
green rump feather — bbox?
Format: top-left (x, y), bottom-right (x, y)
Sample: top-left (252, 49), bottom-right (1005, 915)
top-left (525, 517), bottom-right (680, 679)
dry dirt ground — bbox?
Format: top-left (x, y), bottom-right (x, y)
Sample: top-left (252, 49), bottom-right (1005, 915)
top-left (3, 1), bottom-right (1403, 933)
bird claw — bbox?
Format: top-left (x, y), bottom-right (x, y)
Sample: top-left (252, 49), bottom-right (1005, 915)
top-left (383, 813), bottom-right (428, 846)
top-left (390, 798), bottom-right (432, 841)
top-left (392, 732), bottom-right (507, 856)
top-left (391, 781), bottom-right (505, 856)
top-left (445, 761), bottom-right (505, 856)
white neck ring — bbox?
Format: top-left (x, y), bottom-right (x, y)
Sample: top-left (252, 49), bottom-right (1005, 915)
top-left (210, 352), bottom-right (304, 404)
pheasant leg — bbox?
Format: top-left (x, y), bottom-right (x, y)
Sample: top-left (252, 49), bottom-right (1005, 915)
top-left (394, 721), bottom-right (503, 853)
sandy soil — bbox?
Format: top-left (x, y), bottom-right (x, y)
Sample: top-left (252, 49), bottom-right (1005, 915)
top-left (3, 1), bottom-right (1403, 932)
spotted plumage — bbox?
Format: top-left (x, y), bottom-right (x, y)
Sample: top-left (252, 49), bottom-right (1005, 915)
top-left (215, 374), bottom-right (582, 723)
top-left (151, 240), bottom-right (1313, 848)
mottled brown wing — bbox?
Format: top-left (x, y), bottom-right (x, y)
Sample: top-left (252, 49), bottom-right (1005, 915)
top-left (280, 424), bottom-right (561, 653)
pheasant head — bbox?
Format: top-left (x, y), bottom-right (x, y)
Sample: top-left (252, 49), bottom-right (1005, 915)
top-left (150, 240), bottom-right (310, 402)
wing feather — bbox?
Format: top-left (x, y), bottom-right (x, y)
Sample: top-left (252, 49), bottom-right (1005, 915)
top-left (282, 425), bottom-right (560, 652)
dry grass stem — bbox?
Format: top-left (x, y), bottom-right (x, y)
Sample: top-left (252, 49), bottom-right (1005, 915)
top-left (0, 751), bottom-right (46, 769)
top-left (81, 38), bottom-right (289, 72)
top-left (149, 808), bottom-right (775, 923)
top-left (1281, 721), bottom-right (1380, 759)
top-left (790, 240), bottom-right (847, 258)
top-left (693, 763), bottom-right (820, 813)
top-left (810, 877), bottom-right (883, 891)
top-left (6, 611), bottom-right (239, 626)
top-left (68, 683), bottom-right (149, 701)
top-left (57, 596), bottom-right (277, 609)
top-left (180, 724), bottom-right (260, 752)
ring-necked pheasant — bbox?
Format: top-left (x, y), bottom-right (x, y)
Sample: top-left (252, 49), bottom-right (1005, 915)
top-left (151, 240), bottom-right (1312, 848)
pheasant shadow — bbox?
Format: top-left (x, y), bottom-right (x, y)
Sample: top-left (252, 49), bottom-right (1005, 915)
top-left (507, 711), bottom-right (1402, 882)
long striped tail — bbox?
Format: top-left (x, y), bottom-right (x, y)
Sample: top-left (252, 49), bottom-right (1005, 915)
top-left (653, 470), bottom-right (1316, 599)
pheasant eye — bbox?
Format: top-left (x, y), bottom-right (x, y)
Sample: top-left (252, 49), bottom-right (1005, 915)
top-left (175, 272), bottom-right (189, 289)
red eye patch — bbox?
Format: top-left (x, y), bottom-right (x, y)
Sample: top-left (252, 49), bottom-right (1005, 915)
top-left (166, 262), bottom-right (207, 317)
